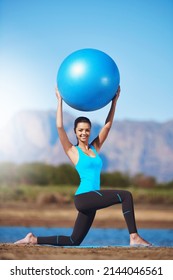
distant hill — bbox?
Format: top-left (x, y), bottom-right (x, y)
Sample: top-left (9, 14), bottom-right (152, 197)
top-left (0, 110), bottom-right (173, 182)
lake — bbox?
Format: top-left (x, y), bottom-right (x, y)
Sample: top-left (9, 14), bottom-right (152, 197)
top-left (0, 226), bottom-right (173, 247)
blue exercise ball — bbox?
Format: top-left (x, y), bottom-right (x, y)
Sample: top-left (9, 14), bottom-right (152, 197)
top-left (57, 48), bottom-right (120, 111)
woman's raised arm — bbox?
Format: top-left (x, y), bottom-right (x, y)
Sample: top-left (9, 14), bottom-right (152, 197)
top-left (56, 88), bottom-right (74, 156)
top-left (91, 86), bottom-right (120, 151)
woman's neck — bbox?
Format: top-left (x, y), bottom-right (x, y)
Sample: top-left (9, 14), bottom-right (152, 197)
top-left (78, 142), bottom-right (89, 150)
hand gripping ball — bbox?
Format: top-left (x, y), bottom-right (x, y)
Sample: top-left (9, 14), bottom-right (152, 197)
top-left (57, 48), bottom-right (120, 111)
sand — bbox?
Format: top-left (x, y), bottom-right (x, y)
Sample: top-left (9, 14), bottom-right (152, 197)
top-left (0, 244), bottom-right (173, 260)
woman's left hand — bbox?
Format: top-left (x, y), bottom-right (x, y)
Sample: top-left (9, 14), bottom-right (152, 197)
top-left (112, 85), bottom-right (120, 103)
top-left (55, 87), bottom-right (62, 102)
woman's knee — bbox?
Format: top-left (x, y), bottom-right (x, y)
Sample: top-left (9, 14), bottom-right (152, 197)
top-left (125, 190), bottom-right (133, 197)
top-left (120, 190), bottom-right (133, 201)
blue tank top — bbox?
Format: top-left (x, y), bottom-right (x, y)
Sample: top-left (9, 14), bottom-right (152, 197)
top-left (75, 145), bottom-right (103, 195)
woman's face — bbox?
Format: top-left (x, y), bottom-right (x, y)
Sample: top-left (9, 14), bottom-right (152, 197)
top-left (75, 122), bottom-right (91, 143)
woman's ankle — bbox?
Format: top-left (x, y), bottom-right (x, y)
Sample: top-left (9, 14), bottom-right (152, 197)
top-left (31, 235), bottom-right (38, 244)
top-left (130, 232), bottom-right (138, 240)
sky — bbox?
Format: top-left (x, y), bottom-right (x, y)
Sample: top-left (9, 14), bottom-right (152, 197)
top-left (0, 0), bottom-right (173, 130)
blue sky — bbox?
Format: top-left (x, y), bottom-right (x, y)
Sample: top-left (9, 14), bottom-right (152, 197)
top-left (0, 0), bottom-right (173, 129)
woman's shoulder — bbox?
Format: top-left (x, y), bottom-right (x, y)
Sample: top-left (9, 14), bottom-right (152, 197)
top-left (74, 145), bottom-right (80, 150)
top-left (67, 145), bottom-right (79, 165)
top-left (89, 144), bottom-right (98, 153)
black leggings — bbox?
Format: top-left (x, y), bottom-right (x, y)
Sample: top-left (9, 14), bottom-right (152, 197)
top-left (37, 190), bottom-right (137, 246)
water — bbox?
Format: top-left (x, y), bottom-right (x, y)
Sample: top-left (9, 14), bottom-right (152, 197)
top-left (0, 226), bottom-right (173, 247)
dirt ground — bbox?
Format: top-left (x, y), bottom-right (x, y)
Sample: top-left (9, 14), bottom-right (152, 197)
top-left (0, 203), bottom-right (173, 260)
top-left (0, 243), bottom-right (173, 260)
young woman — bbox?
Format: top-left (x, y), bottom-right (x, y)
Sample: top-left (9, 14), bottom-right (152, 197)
top-left (15, 86), bottom-right (151, 246)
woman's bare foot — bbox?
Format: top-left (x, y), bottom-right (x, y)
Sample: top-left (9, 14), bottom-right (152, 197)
top-left (130, 233), bottom-right (152, 247)
top-left (14, 233), bottom-right (37, 245)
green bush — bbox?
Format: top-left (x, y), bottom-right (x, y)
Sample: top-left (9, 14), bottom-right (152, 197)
top-left (0, 162), bottom-right (173, 191)
top-left (101, 171), bottom-right (130, 188)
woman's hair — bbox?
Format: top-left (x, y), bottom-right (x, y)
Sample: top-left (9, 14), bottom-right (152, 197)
top-left (74, 116), bottom-right (91, 132)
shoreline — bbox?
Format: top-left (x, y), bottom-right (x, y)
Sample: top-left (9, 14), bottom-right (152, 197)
top-left (0, 204), bottom-right (173, 229)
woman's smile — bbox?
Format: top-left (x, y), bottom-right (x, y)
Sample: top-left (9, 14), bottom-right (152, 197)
top-left (75, 122), bottom-right (91, 143)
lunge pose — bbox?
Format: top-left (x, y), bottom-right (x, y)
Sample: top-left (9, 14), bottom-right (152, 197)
top-left (15, 86), bottom-right (151, 246)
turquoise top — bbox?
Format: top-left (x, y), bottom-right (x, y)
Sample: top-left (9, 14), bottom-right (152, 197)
top-left (75, 145), bottom-right (103, 195)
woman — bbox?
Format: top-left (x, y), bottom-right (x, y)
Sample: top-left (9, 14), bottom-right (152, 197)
top-left (15, 86), bottom-right (151, 246)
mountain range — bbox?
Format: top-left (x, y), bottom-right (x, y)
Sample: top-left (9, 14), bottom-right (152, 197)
top-left (0, 110), bottom-right (173, 182)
